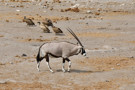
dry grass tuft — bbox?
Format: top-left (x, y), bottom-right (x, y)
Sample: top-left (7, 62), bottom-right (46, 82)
top-left (127, 41), bottom-right (135, 44)
top-left (61, 7), bottom-right (80, 12)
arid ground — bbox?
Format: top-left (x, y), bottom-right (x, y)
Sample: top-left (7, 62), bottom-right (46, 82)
top-left (0, 0), bottom-right (135, 89)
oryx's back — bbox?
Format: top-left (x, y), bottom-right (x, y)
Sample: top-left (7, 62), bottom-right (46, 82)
top-left (40, 42), bottom-right (76, 57)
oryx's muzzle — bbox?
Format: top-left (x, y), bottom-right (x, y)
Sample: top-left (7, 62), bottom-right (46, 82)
top-left (81, 48), bottom-right (86, 56)
top-left (83, 53), bottom-right (86, 56)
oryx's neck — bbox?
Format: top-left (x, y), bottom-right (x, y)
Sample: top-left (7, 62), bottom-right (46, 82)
top-left (70, 45), bottom-right (82, 56)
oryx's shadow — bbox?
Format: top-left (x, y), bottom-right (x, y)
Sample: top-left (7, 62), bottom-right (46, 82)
top-left (56, 69), bottom-right (102, 73)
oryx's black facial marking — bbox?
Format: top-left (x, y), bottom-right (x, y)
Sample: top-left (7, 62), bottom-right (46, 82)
top-left (81, 48), bottom-right (86, 55)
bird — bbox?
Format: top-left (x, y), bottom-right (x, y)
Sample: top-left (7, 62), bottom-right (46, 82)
top-left (23, 16), bottom-right (35, 26)
top-left (42, 18), bottom-right (53, 27)
top-left (37, 22), bottom-right (50, 33)
top-left (51, 25), bottom-right (63, 34)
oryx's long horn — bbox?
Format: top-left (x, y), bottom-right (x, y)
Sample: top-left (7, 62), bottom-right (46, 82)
top-left (67, 27), bottom-right (83, 47)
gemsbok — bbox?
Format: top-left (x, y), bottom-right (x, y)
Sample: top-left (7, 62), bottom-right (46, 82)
top-left (36, 28), bottom-right (86, 73)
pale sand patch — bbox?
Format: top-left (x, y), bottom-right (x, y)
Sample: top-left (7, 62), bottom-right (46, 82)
top-left (78, 57), bottom-right (135, 71)
top-left (67, 32), bottom-right (120, 38)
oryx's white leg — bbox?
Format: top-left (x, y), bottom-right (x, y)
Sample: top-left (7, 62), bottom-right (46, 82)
top-left (37, 61), bottom-right (40, 72)
top-left (62, 59), bottom-right (66, 72)
top-left (46, 54), bottom-right (54, 73)
top-left (46, 62), bottom-right (54, 73)
top-left (66, 58), bottom-right (71, 72)
top-left (68, 61), bottom-right (71, 72)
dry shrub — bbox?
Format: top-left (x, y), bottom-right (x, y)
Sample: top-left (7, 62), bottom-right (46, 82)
top-left (0, 62), bottom-right (5, 65)
top-left (95, 12), bottom-right (100, 15)
top-left (6, 20), bottom-right (9, 22)
top-left (50, 7), bottom-right (53, 11)
top-left (0, 35), bottom-right (4, 37)
top-left (63, 7), bottom-right (80, 12)
top-left (16, 14), bottom-right (19, 15)
top-left (53, 0), bottom-right (61, 3)
top-left (64, 17), bottom-right (70, 20)
top-left (16, 5), bottom-right (24, 8)
top-left (60, 9), bottom-right (64, 12)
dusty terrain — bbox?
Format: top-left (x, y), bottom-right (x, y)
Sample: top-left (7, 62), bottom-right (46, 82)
top-left (0, 0), bottom-right (135, 89)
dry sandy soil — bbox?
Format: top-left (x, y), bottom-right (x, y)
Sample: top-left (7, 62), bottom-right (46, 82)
top-left (0, 0), bottom-right (135, 89)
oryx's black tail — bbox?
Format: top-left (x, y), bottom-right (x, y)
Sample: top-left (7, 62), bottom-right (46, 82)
top-left (36, 51), bottom-right (42, 63)
top-left (36, 43), bottom-right (45, 63)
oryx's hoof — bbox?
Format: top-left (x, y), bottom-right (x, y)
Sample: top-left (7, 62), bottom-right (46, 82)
top-left (37, 69), bottom-right (40, 72)
top-left (50, 70), bottom-right (54, 73)
top-left (67, 70), bottom-right (71, 73)
top-left (62, 70), bottom-right (66, 73)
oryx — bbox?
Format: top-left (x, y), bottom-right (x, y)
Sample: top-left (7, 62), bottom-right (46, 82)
top-left (36, 28), bottom-right (86, 73)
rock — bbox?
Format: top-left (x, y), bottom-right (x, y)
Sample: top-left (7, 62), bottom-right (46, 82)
top-left (86, 10), bottom-right (92, 14)
top-left (22, 54), bottom-right (27, 57)
top-left (129, 56), bottom-right (134, 59)
top-left (9, 62), bottom-right (13, 64)
top-left (0, 81), bottom-right (7, 84)
top-left (43, 11), bottom-right (47, 13)
top-left (105, 80), bottom-right (110, 82)
top-left (70, 4), bottom-right (80, 8)
top-left (9, 5), bottom-right (15, 8)
top-left (111, 68), bottom-right (114, 70)
top-left (16, 9), bottom-right (20, 12)
top-left (120, 3), bottom-right (125, 6)
top-left (115, 27), bottom-right (121, 30)
top-left (5, 3), bottom-right (8, 6)
top-left (60, 9), bottom-right (64, 12)
top-left (88, 16), bottom-right (92, 18)
top-left (42, 5), bottom-right (48, 8)
top-left (103, 45), bottom-right (111, 49)
top-left (6, 20), bottom-right (9, 22)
